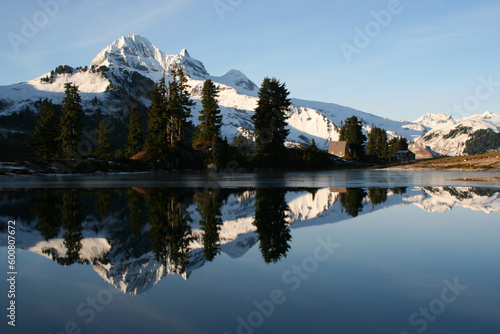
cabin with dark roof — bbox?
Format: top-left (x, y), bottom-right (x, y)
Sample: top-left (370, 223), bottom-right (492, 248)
top-left (328, 141), bottom-right (347, 158)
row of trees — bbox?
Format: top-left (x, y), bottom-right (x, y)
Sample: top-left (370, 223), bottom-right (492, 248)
top-left (31, 70), bottom-right (407, 165)
top-left (339, 115), bottom-right (409, 161)
top-left (31, 68), bottom-right (292, 164)
top-left (30, 82), bottom-right (112, 160)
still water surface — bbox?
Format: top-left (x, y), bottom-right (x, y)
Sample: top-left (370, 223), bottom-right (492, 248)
top-left (0, 170), bottom-right (499, 334)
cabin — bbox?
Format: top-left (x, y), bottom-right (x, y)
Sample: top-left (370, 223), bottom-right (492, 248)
top-left (393, 150), bottom-right (416, 162)
top-left (328, 141), bottom-right (347, 158)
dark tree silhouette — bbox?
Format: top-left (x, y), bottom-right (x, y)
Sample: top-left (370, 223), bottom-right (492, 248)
top-left (339, 188), bottom-right (367, 217)
top-left (253, 188), bottom-right (292, 263)
top-left (195, 189), bottom-right (223, 262)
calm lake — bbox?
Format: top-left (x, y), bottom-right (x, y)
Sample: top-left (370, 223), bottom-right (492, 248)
top-left (1, 170), bottom-right (499, 334)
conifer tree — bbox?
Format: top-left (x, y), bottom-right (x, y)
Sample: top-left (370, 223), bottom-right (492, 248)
top-left (59, 190), bottom-right (83, 264)
top-left (127, 189), bottom-right (144, 236)
top-left (59, 83), bottom-right (83, 158)
top-left (31, 100), bottom-right (59, 159)
top-left (195, 189), bottom-right (223, 262)
top-left (253, 188), bottom-right (291, 263)
top-left (366, 126), bottom-right (389, 159)
top-left (339, 116), bottom-right (366, 160)
top-left (339, 188), bottom-right (367, 217)
top-left (168, 68), bottom-right (194, 147)
top-left (33, 190), bottom-right (60, 240)
top-left (252, 78), bottom-right (291, 153)
top-left (126, 105), bottom-right (144, 157)
top-left (193, 79), bottom-right (222, 148)
top-left (388, 136), bottom-right (409, 158)
top-left (145, 78), bottom-right (168, 155)
top-left (93, 120), bottom-right (111, 159)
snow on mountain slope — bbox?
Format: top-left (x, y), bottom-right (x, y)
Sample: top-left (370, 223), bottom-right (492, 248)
top-left (91, 34), bottom-right (209, 81)
top-left (414, 112), bottom-right (456, 130)
top-left (289, 99), bottom-right (426, 149)
top-left (0, 70), bottom-right (110, 116)
top-left (414, 112), bottom-right (500, 156)
top-left (2, 33), bottom-right (498, 155)
top-left (210, 69), bottom-right (259, 97)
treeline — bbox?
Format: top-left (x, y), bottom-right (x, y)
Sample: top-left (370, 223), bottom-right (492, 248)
top-left (339, 115), bottom-right (409, 161)
top-left (29, 69), bottom-right (408, 170)
top-left (29, 70), bottom-right (336, 170)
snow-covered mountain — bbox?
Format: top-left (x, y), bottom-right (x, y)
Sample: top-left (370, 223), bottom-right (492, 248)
top-left (0, 33), bottom-right (424, 151)
top-left (1, 186), bottom-right (499, 295)
top-left (0, 33), bottom-right (499, 154)
top-left (412, 111), bottom-right (500, 156)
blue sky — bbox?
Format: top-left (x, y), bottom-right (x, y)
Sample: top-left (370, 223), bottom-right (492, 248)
top-left (1, 0), bottom-right (499, 121)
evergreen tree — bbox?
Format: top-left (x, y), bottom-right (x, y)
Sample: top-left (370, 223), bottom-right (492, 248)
top-left (145, 77), bottom-right (169, 155)
top-left (368, 188), bottom-right (388, 207)
top-left (147, 189), bottom-right (193, 273)
top-left (93, 120), bottom-right (111, 159)
top-left (168, 68), bottom-right (194, 148)
top-left (33, 190), bottom-right (60, 240)
top-left (126, 105), bottom-right (144, 157)
top-left (31, 100), bottom-right (59, 159)
top-left (193, 79), bottom-right (222, 148)
top-left (339, 116), bottom-right (366, 160)
top-left (127, 189), bottom-right (144, 236)
top-left (59, 83), bottom-right (83, 158)
top-left (253, 188), bottom-right (292, 263)
top-left (366, 126), bottom-right (389, 159)
top-left (144, 70), bottom-right (194, 155)
top-left (59, 190), bottom-right (83, 264)
top-left (94, 189), bottom-right (111, 221)
top-left (252, 77), bottom-right (291, 153)
top-left (339, 188), bottom-right (367, 217)
top-left (166, 191), bottom-right (194, 273)
top-left (195, 189), bottom-right (223, 262)
top-left (388, 136), bottom-right (409, 158)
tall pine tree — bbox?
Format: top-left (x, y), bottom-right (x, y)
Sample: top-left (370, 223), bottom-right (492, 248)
top-left (145, 69), bottom-right (194, 155)
top-left (339, 116), bottom-right (366, 160)
top-left (168, 68), bottom-right (194, 148)
top-left (193, 79), bottom-right (222, 149)
top-left (93, 120), bottom-right (111, 159)
top-left (253, 188), bottom-right (291, 263)
top-left (59, 83), bottom-right (83, 158)
top-left (31, 100), bottom-right (59, 159)
top-left (126, 105), bottom-right (144, 157)
top-left (366, 126), bottom-right (389, 159)
top-left (145, 77), bottom-right (168, 155)
top-left (251, 77), bottom-right (291, 153)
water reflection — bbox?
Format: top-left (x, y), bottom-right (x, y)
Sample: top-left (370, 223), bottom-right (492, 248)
top-left (1, 185), bottom-right (499, 295)
top-left (254, 189), bottom-right (291, 264)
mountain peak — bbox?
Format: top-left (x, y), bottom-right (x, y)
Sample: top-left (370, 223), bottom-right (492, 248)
top-left (90, 34), bottom-right (209, 81)
top-left (210, 69), bottom-right (259, 96)
top-left (179, 48), bottom-right (190, 58)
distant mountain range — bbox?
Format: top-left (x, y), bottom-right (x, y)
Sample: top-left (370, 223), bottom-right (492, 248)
top-left (1, 34), bottom-right (499, 156)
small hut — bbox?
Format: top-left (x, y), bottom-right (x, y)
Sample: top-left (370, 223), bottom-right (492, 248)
top-left (328, 141), bottom-right (347, 158)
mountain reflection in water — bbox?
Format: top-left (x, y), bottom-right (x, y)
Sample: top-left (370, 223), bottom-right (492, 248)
top-left (0, 186), bottom-right (498, 295)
